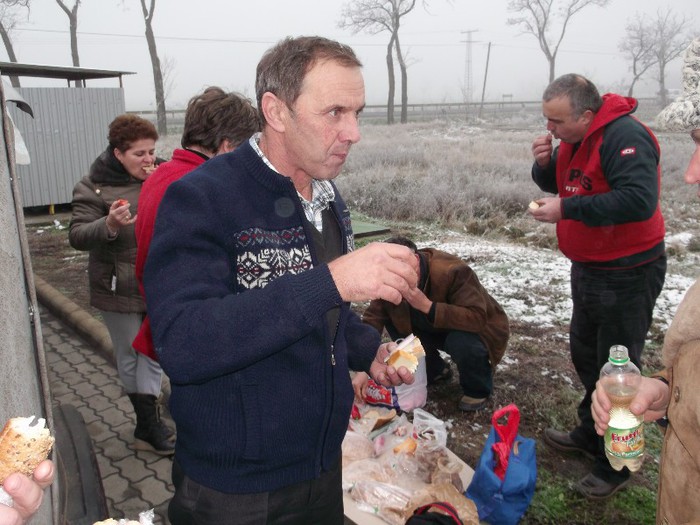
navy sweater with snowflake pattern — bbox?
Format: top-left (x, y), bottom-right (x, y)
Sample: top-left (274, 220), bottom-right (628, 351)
top-left (143, 140), bottom-right (380, 493)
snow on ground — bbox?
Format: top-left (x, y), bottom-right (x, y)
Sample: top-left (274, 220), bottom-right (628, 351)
top-left (418, 232), bottom-right (697, 335)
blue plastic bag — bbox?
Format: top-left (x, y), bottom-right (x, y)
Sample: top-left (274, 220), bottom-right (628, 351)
top-left (465, 404), bottom-right (537, 525)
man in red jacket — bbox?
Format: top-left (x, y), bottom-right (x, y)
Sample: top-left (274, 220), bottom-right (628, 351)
top-left (133, 87), bottom-right (260, 359)
top-left (529, 74), bottom-right (666, 499)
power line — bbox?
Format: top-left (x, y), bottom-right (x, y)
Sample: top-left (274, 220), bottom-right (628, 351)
top-left (15, 26), bottom-right (626, 57)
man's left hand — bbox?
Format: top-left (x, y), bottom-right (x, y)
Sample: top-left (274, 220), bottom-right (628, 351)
top-left (369, 342), bottom-right (415, 387)
top-left (528, 196), bottom-right (562, 223)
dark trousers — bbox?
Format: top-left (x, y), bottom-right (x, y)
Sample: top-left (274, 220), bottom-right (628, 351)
top-left (168, 458), bottom-right (344, 525)
top-left (568, 256), bottom-right (666, 482)
top-left (419, 330), bottom-right (493, 398)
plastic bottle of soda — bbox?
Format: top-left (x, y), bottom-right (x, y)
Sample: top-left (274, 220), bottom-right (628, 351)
top-left (599, 345), bottom-right (644, 472)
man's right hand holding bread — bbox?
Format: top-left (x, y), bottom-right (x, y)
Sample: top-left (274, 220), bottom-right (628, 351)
top-left (369, 341), bottom-right (415, 389)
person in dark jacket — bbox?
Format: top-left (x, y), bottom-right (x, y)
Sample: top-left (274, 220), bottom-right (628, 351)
top-left (143, 37), bottom-right (418, 525)
top-left (529, 74), bottom-right (666, 499)
top-left (69, 114), bottom-right (174, 456)
top-left (359, 236), bottom-right (510, 412)
top-left (133, 87), bottom-right (260, 361)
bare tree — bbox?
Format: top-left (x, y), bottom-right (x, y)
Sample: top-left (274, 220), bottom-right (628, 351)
top-left (618, 14), bottom-right (656, 97)
top-left (138, 0), bottom-right (167, 135)
top-left (339, 0), bottom-right (418, 124)
top-left (55, 0), bottom-right (81, 87)
top-left (507, 0), bottom-right (610, 84)
top-left (650, 7), bottom-right (691, 107)
top-left (160, 53), bottom-right (176, 106)
top-left (0, 0), bottom-right (30, 87)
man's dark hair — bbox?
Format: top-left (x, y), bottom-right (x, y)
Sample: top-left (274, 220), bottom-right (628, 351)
top-left (384, 236), bottom-right (418, 253)
top-left (543, 74), bottom-right (603, 118)
top-left (181, 87), bottom-right (260, 152)
top-left (255, 36), bottom-right (362, 124)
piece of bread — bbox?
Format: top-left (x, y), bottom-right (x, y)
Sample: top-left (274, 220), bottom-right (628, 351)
top-left (528, 201), bottom-right (540, 210)
top-left (393, 437), bottom-right (417, 455)
top-left (0, 416), bottom-right (54, 484)
top-left (385, 334), bottom-right (425, 373)
top-left (397, 334), bottom-right (425, 357)
top-left (364, 408), bottom-right (398, 431)
top-left (386, 350), bottom-right (419, 373)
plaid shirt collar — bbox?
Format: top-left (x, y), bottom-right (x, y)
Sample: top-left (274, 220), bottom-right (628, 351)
top-left (250, 133), bottom-right (335, 231)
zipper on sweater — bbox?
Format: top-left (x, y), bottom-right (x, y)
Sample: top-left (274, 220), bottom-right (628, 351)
top-left (330, 315), bottom-right (340, 366)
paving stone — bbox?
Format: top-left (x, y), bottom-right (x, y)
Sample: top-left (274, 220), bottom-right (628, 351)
top-left (40, 310), bottom-right (175, 525)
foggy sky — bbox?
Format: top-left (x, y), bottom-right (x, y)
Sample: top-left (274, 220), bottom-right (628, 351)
top-left (7, 0), bottom-right (700, 110)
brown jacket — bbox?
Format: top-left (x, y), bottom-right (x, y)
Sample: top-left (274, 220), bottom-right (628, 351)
top-left (362, 248), bottom-right (509, 368)
top-left (68, 149), bottom-right (145, 313)
top-left (656, 279), bottom-right (700, 525)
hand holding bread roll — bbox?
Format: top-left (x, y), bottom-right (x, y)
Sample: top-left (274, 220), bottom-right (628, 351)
top-left (0, 416), bottom-right (54, 485)
top-left (384, 335), bottom-right (425, 374)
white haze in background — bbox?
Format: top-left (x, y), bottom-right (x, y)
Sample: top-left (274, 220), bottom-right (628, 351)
top-left (420, 234), bottom-right (697, 376)
top-left (7, 0), bottom-right (700, 110)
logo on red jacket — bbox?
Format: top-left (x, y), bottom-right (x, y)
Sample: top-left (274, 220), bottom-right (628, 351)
top-left (620, 147), bottom-right (636, 156)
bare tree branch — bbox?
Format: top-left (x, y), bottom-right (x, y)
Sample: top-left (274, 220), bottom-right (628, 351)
top-left (55, 0), bottom-right (81, 75)
top-left (507, 0), bottom-right (609, 83)
top-left (650, 7), bottom-right (691, 106)
top-left (138, 0), bottom-right (167, 135)
top-left (0, 0), bottom-right (30, 86)
top-left (338, 0), bottom-right (422, 124)
top-left (618, 14), bottom-right (656, 97)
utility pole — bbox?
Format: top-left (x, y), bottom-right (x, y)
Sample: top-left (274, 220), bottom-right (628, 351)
top-left (478, 42), bottom-right (492, 120)
top-left (461, 29), bottom-right (479, 117)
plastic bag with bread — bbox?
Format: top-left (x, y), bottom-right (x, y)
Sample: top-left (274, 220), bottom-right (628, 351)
top-left (384, 334), bottom-right (425, 374)
top-left (0, 416), bottom-right (54, 485)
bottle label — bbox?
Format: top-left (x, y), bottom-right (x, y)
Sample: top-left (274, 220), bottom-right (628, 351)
top-left (605, 420), bottom-right (644, 459)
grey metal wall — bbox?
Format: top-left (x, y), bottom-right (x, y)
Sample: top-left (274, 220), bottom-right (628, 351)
top-left (0, 85), bottom-right (56, 523)
top-left (7, 87), bottom-right (125, 207)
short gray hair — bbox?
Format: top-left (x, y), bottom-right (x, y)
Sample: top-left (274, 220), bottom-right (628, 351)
top-left (543, 74), bottom-right (602, 118)
top-left (656, 38), bottom-right (700, 132)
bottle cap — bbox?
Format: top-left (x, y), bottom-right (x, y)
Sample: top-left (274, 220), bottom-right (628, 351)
top-left (608, 345), bottom-right (630, 365)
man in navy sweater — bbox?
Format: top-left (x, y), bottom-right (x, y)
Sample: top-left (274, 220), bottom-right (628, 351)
top-left (143, 36), bottom-right (418, 525)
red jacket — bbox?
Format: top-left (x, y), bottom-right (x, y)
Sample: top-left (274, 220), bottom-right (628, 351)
top-left (534, 94), bottom-right (665, 266)
top-left (133, 149), bottom-right (207, 359)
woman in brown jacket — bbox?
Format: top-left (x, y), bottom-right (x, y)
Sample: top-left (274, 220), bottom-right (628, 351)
top-left (69, 114), bottom-right (174, 455)
top-left (592, 38), bottom-right (700, 525)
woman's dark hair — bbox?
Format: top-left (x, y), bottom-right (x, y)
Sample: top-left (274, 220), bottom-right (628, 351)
top-left (108, 114), bottom-right (158, 152)
top-left (181, 87), bottom-right (260, 152)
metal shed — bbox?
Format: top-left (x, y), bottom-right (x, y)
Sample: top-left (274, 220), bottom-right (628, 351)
top-left (0, 62), bottom-right (134, 208)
